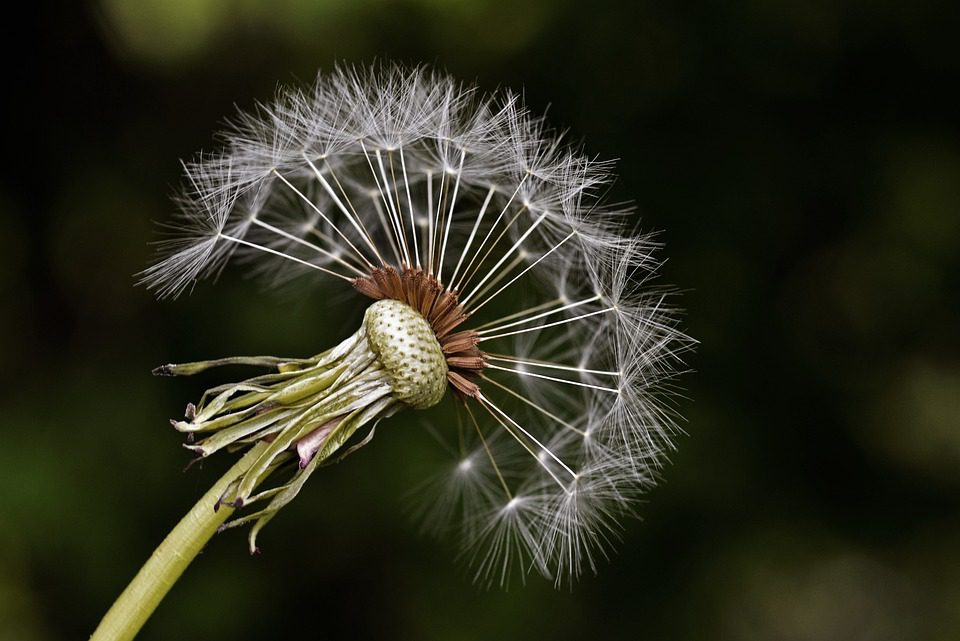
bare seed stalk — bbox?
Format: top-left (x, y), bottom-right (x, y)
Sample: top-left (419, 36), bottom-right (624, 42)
top-left (123, 63), bottom-right (690, 618)
top-left (91, 442), bottom-right (268, 641)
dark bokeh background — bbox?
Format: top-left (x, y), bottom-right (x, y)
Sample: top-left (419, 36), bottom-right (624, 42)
top-left (4, 1), bottom-right (960, 640)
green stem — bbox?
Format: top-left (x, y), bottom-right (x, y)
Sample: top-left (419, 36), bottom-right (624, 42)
top-left (90, 442), bottom-right (270, 641)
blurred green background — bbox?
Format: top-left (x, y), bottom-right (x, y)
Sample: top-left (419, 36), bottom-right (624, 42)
top-left (4, 1), bottom-right (960, 639)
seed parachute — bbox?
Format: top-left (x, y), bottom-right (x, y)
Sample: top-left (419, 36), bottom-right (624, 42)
top-left (141, 63), bottom-right (692, 586)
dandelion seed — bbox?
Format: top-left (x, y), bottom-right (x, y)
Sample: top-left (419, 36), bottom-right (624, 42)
top-left (139, 63), bottom-right (692, 588)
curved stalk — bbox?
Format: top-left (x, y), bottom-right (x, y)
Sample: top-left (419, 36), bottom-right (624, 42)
top-left (92, 298), bottom-right (448, 639)
top-left (90, 441), bottom-right (269, 641)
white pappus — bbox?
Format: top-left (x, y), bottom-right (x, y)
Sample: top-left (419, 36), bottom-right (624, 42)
top-left (141, 63), bottom-right (692, 587)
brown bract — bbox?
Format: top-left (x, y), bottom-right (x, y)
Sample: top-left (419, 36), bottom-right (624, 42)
top-left (353, 267), bottom-right (486, 399)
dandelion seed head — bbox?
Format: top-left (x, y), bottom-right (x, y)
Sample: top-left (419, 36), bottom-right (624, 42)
top-left (143, 62), bottom-right (692, 587)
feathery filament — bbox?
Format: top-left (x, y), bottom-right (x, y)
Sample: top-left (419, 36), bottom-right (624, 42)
top-left (143, 63), bottom-right (691, 585)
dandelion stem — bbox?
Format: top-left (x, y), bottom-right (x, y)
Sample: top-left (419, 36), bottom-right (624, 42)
top-left (91, 441), bottom-right (270, 641)
top-left (398, 147), bottom-right (421, 268)
top-left (461, 212), bottom-right (547, 304)
top-left (477, 306), bottom-right (614, 340)
top-left (311, 156), bottom-right (386, 267)
top-left (480, 373), bottom-right (586, 436)
top-left (249, 218), bottom-right (367, 277)
top-left (426, 170), bottom-right (436, 274)
top-left (372, 147), bottom-right (411, 266)
top-left (449, 185), bottom-right (495, 289)
top-left (468, 231), bottom-right (576, 314)
top-left (437, 150), bottom-right (466, 283)
top-left (486, 363), bottom-right (620, 394)
top-left (271, 168), bottom-right (376, 270)
top-left (487, 354), bottom-right (620, 377)
top-left (453, 178), bottom-right (527, 292)
top-left (218, 233), bottom-right (354, 282)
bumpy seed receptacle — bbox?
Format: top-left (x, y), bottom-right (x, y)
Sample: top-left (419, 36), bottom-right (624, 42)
top-left (363, 299), bottom-right (448, 410)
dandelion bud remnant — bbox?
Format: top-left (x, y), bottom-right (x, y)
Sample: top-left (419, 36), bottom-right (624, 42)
top-left (142, 63), bottom-right (691, 585)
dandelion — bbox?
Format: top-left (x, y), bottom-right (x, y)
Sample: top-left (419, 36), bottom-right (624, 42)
top-left (92, 63), bottom-right (690, 640)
